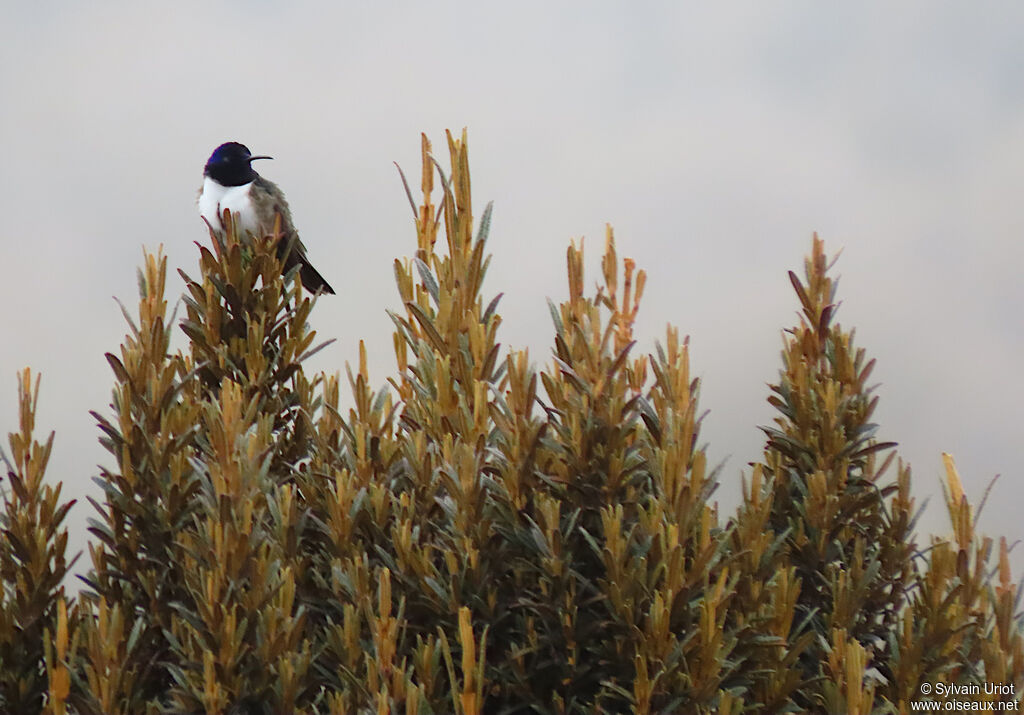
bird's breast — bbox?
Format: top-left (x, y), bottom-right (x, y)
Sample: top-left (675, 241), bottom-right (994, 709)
top-left (198, 178), bottom-right (260, 235)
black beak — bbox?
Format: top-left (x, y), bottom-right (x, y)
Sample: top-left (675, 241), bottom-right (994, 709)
top-left (249, 155), bottom-right (273, 162)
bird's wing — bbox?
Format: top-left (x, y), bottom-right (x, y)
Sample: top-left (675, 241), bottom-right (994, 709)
top-left (253, 175), bottom-right (298, 240)
top-left (252, 175), bottom-right (334, 294)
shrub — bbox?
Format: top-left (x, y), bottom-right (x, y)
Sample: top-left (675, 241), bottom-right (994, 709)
top-left (1, 130), bottom-right (1020, 715)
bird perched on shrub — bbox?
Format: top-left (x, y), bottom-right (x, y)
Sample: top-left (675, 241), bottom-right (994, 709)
top-left (199, 141), bottom-right (335, 294)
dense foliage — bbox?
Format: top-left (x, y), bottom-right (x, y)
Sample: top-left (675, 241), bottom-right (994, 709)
top-left (1, 131), bottom-right (1021, 714)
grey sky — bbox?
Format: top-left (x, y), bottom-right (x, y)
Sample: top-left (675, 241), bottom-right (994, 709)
top-left (2, 2), bottom-right (1023, 577)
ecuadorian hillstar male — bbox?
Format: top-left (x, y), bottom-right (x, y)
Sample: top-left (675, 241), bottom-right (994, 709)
top-left (198, 141), bottom-right (335, 295)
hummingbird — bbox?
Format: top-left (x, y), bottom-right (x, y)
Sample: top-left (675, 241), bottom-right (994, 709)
top-left (198, 141), bottom-right (335, 295)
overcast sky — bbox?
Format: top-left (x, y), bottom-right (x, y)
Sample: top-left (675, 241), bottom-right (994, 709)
top-left (2, 2), bottom-right (1023, 578)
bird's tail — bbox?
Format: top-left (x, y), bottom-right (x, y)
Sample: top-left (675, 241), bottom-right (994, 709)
top-left (278, 235), bottom-right (335, 295)
top-left (299, 259), bottom-right (335, 295)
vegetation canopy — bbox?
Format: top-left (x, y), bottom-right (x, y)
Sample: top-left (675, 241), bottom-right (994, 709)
top-left (0, 130), bottom-right (1020, 715)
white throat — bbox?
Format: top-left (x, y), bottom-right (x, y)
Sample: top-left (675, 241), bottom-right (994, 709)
top-left (198, 177), bottom-right (259, 235)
